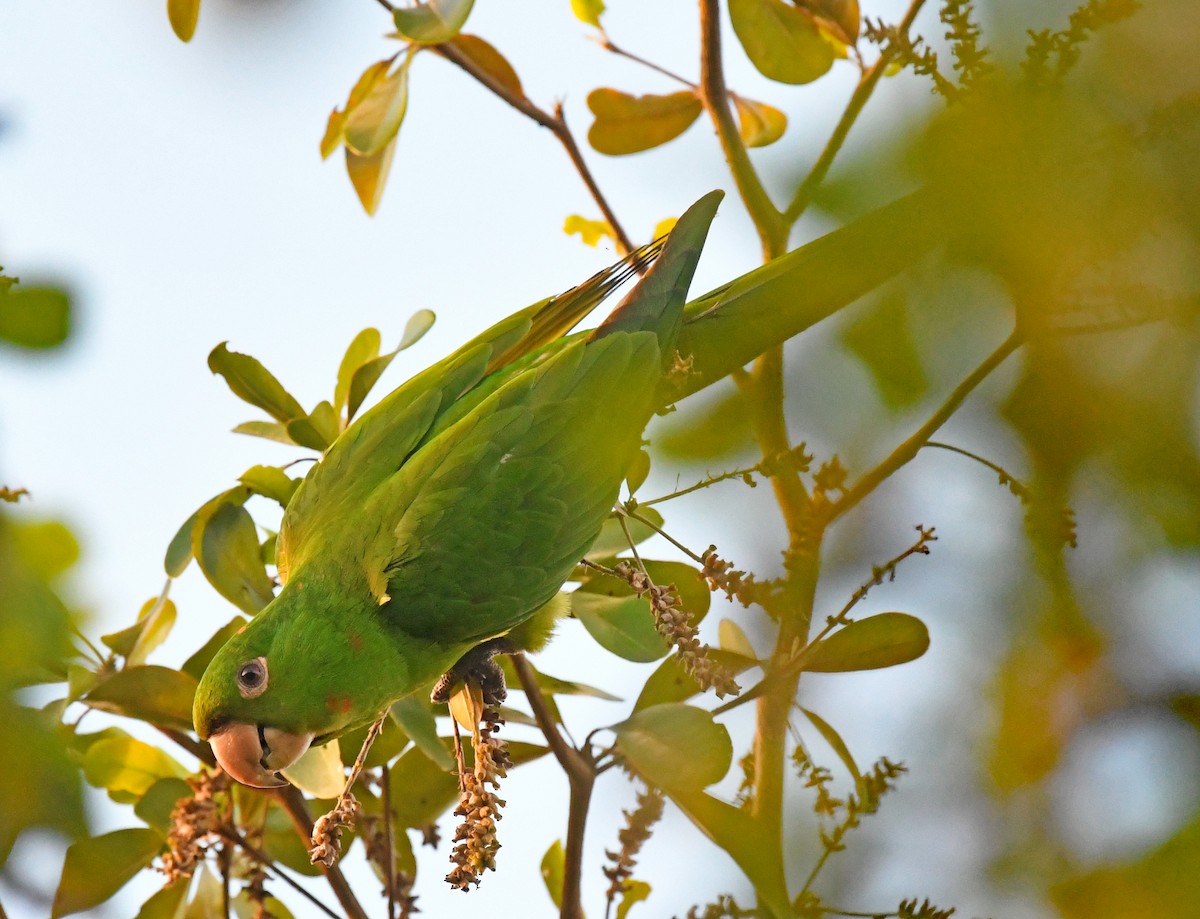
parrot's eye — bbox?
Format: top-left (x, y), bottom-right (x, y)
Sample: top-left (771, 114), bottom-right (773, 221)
top-left (236, 657), bottom-right (269, 698)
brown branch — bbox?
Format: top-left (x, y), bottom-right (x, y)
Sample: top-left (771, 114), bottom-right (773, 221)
top-left (599, 37), bottom-right (697, 88)
top-left (431, 42), bottom-right (636, 254)
top-left (513, 653), bottom-right (595, 919)
top-left (831, 330), bottom-right (1023, 522)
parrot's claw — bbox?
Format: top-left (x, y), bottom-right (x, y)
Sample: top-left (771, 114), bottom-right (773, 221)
top-left (432, 637), bottom-right (517, 707)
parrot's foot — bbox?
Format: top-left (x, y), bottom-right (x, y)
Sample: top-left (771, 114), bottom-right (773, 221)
top-left (432, 637), bottom-right (517, 707)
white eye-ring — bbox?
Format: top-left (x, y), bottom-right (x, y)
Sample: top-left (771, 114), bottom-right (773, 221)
top-left (236, 657), bottom-right (269, 699)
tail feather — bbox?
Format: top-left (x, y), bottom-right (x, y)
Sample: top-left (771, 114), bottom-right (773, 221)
top-left (589, 190), bottom-right (724, 356)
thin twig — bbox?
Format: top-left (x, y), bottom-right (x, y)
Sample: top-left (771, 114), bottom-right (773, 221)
top-left (831, 330), bottom-right (1023, 521)
top-left (220, 827), bottom-right (343, 919)
top-left (635, 463), bottom-right (763, 508)
top-left (598, 37), bottom-right (697, 88)
top-left (273, 786), bottom-right (370, 919)
top-left (382, 763), bottom-right (396, 919)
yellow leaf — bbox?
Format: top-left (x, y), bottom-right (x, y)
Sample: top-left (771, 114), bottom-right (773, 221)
top-left (586, 88), bottom-right (703, 156)
top-left (346, 138), bottom-right (398, 217)
top-left (321, 59), bottom-right (393, 160)
top-left (733, 96), bottom-right (788, 147)
top-left (563, 214), bottom-right (615, 247)
top-left (448, 680), bottom-right (484, 733)
top-left (343, 54), bottom-right (413, 158)
top-left (448, 34), bottom-right (524, 99)
top-left (652, 217), bottom-right (678, 239)
top-left (728, 0), bottom-right (835, 85)
top-left (281, 741), bottom-right (345, 798)
top-left (167, 0), bottom-right (201, 42)
top-left (571, 0), bottom-right (605, 28)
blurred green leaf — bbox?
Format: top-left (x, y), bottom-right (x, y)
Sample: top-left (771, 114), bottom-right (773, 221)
top-left (134, 777), bottom-right (193, 833)
top-left (728, 0), bottom-right (834, 85)
top-left (207, 343), bottom-right (304, 424)
top-left (13, 519), bottom-right (79, 582)
top-left (281, 740), bottom-right (345, 798)
top-left (387, 742), bottom-right (464, 827)
top-left (183, 865), bottom-right (223, 919)
top-left (239, 465), bottom-right (299, 507)
top-left (634, 648), bottom-right (755, 712)
top-left (802, 612), bottom-right (930, 672)
top-left (449, 34), bottom-right (524, 98)
top-left (499, 656), bottom-right (622, 702)
top-left (167, 0), bottom-right (200, 42)
top-left (800, 706), bottom-right (863, 793)
top-left (392, 0), bottom-right (474, 43)
top-left (654, 383), bottom-right (754, 461)
top-left (0, 284), bottom-right (71, 350)
top-left (52, 828), bottom-right (163, 918)
top-left (134, 878), bottom-right (189, 919)
top-left (585, 507), bottom-right (663, 560)
top-left (573, 589), bottom-right (669, 662)
top-left (733, 96), bottom-right (788, 148)
top-left (82, 732), bottom-right (188, 803)
top-left (388, 695), bottom-right (452, 768)
top-left (103, 596), bottom-right (176, 667)
top-left (262, 803), bottom-right (322, 877)
top-left (587, 88), bottom-right (703, 155)
top-left (334, 328), bottom-right (382, 416)
top-left (571, 0), bottom-right (605, 28)
top-left (541, 838), bottom-right (565, 909)
top-left (85, 666), bottom-right (199, 732)
top-left (612, 703), bottom-right (731, 791)
top-left (182, 616), bottom-right (247, 681)
top-left (194, 502), bottom-right (275, 614)
top-left (796, 0), bottom-right (860, 45)
top-left (232, 890), bottom-right (293, 919)
top-left (718, 618), bottom-right (756, 659)
top-left (344, 53), bottom-right (413, 158)
top-left (626, 449), bottom-right (651, 495)
top-left (842, 291), bottom-right (929, 410)
top-left (231, 420), bottom-right (297, 445)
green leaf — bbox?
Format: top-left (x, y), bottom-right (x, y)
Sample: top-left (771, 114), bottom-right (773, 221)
top-left (626, 449), bottom-right (651, 496)
top-left (231, 420), bottom-right (296, 445)
top-left (499, 656), bottom-right (622, 702)
top-left (344, 53), bottom-right (413, 158)
top-left (841, 291), bottom-right (929, 410)
top-left (448, 34), bottom-right (524, 98)
top-left (334, 328), bottom-right (382, 415)
top-left (194, 502), bottom-right (276, 614)
top-left (167, 0), bottom-right (200, 42)
top-left (261, 804), bottom-right (322, 877)
top-left (182, 616), bottom-right (247, 681)
top-left (585, 507), bottom-right (663, 560)
top-left (13, 519), bottom-right (79, 581)
top-left (82, 733), bottom-right (188, 803)
top-left (208, 342), bottom-right (304, 424)
top-left (102, 596), bottom-right (177, 667)
top-left (134, 878), bottom-right (189, 919)
top-left (389, 695), bottom-right (455, 768)
top-left (134, 777), bottom-right (193, 833)
top-left (616, 879), bottom-right (652, 919)
top-left (347, 139), bottom-right (398, 216)
top-left (587, 88), bottom-right (703, 155)
top-left (733, 95), bottom-right (788, 147)
top-left (796, 0), bottom-right (860, 45)
top-left (0, 285), bottom-right (71, 349)
top-left (800, 707), bottom-right (863, 792)
top-left (392, 0), bottom-right (475, 43)
top-left (570, 0), bottom-right (605, 28)
top-left (718, 618), bottom-right (756, 659)
top-left (281, 741), bottom-right (345, 798)
top-left (52, 828), bottom-right (164, 917)
top-left (387, 743), bottom-right (462, 827)
top-left (233, 890), bottom-right (294, 919)
top-left (183, 865), bottom-right (223, 919)
top-left (347, 312), bottom-right (439, 421)
top-left (728, 0), bottom-right (835, 85)
top-left (85, 666), bottom-right (199, 732)
top-left (573, 589), bottom-right (669, 662)
top-left (541, 839), bottom-right (565, 909)
top-left (634, 649), bottom-right (756, 712)
top-left (238, 465), bottom-right (299, 507)
top-left (612, 703), bottom-right (732, 791)
top-left (802, 612), bottom-right (930, 672)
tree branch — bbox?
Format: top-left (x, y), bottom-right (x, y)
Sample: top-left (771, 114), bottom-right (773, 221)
top-left (273, 785), bottom-right (370, 919)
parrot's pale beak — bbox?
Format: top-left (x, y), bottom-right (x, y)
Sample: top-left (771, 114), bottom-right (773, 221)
top-left (209, 723), bottom-right (314, 788)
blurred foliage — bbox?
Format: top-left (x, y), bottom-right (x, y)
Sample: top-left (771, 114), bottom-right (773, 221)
top-left (4, 0), bottom-right (1198, 917)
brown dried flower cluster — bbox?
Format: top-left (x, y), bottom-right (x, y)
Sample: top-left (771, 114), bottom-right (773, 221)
top-left (602, 785), bottom-right (664, 907)
top-left (160, 768), bottom-right (230, 883)
top-left (614, 561), bottom-right (739, 697)
top-left (446, 707), bottom-right (511, 891)
top-left (309, 793), bottom-right (360, 868)
top-left (700, 546), bottom-right (765, 608)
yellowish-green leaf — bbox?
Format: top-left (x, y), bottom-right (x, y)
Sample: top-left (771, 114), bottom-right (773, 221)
top-left (182, 865), bottom-right (222, 919)
top-left (388, 695), bottom-right (453, 768)
top-left (182, 616), bottom-right (247, 681)
top-left (13, 519), bottom-right (78, 582)
top-left (652, 217), bottom-right (677, 239)
top-left (585, 507), bottom-right (663, 560)
top-left (321, 59), bottom-right (391, 160)
top-left (127, 597), bottom-right (177, 667)
top-left (134, 878), bottom-right (189, 919)
top-left (232, 890), bottom-right (293, 919)
top-left (85, 666), bottom-right (199, 732)
top-left (571, 0), bottom-right (605, 28)
top-left (230, 420), bottom-right (296, 445)
top-left (572, 589), bottom-right (669, 662)
top-left (334, 328), bottom-right (382, 415)
top-left (541, 839), bottom-right (565, 909)
top-left (633, 649), bottom-right (756, 712)
top-left (796, 0), bottom-right (860, 45)
top-left (587, 88), bottom-right (703, 156)
top-left (134, 777), bottom-right (193, 834)
top-left (718, 618), bottom-right (756, 659)
top-left (346, 312), bottom-right (436, 420)
top-left (733, 96), bottom-right (788, 147)
top-left (347, 138), bottom-right (397, 217)
top-left (612, 703), bottom-right (732, 791)
top-left (801, 706), bottom-right (863, 789)
top-left (802, 612), bottom-right (930, 672)
top-left (392, 0), bottom-right (475, 44)
top-left (626, 449), bottom-right (651, 495)
top-left (167, 0), bottom-right (201, 42)
top-left (0, 286), bottom-right (71, 349)
top-left (207, 342), bottom-right (304, 424)
top-left (498, 656), bottom-right (622, 702)
top-left (238, 465), bottom-right (299, 507)
top-left (194, 502), bottom-right (275, 614)
top-left (344, 53), bottom-right (413, 158)
top-left (616, 879), bottom-right (652, 919)
top-left (728, 0), bottom-right (835, 85)
top-left (52, 828), bottom-right (164, 918)
top-left (448, 680), bottom-right (484, 732)
top-left (82, 733), bottom-right (188, 802)
top-left (449, 34), bottom-right (524, 98)
top-left (399, 308), bottom-right (436, 351)
top-left (281, 741), bottom-right (345, 798)
top-left (563, 214), bottom-right (615, 247)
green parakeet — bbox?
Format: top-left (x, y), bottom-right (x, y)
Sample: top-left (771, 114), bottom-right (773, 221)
top-left (193, 191), bottom-right (723, 787)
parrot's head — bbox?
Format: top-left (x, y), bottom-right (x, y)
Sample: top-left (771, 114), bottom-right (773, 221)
top-left (193, 577), bottom-right (407, 788)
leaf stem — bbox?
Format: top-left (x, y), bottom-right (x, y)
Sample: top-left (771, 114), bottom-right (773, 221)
top-left (220, 827), bottom-right (343, 919)
top-left (598, 37), bottom-right (697, 88)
